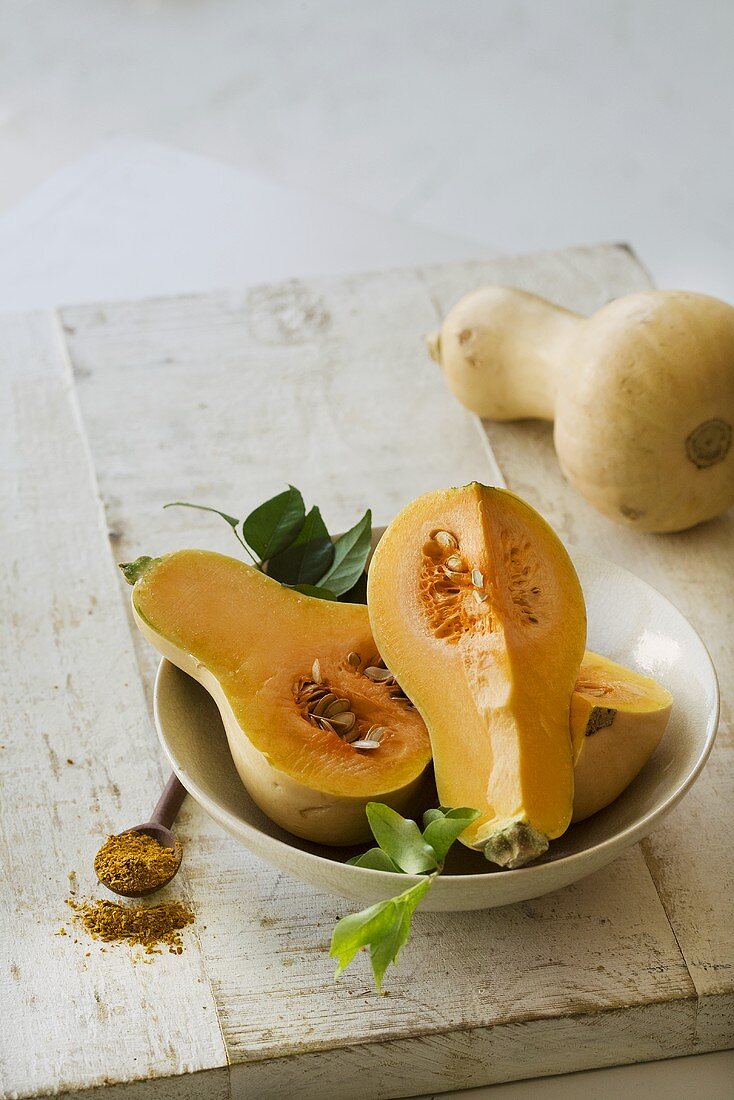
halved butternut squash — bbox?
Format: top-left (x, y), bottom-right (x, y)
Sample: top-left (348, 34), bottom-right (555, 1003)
top-left (367, 484), bottom-right (587, 868)
top-left (125, 550), bottom-right (432, 844)
top-left (571, 651), bottom-right (672, 822)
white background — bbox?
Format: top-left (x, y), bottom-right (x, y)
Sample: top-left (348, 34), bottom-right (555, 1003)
top-left (2, 0), bottom-right (733, 300)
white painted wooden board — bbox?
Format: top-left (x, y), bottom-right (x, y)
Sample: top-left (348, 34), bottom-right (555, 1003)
top-left (2, 244), bottom-right (731, 1099)
top-left (0, 313), bottom-right (227, 1098)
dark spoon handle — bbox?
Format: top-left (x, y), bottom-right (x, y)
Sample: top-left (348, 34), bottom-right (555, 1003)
top-left (149, 773), bottom-right (187, 829)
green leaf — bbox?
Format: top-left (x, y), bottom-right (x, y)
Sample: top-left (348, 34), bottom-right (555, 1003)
top-left (318, 509), bottom-right (372, 597)
top-left (366, 803), bottom-right (438, 875)
top-left (289, 583), bottom-right (337, 601)
top-left (118, 556), bottom-right (159, 585)
top-left (329, 803), bottom-right (480, 990)
top-left (370, 878), bottom-right (432, 991)
top-left (444, 806), bottom-right (480, 818)
top-left (330, 899), bottom-right (393, 979)
top-left (347, 848), bottom-right (402, 872)
top-left (338, 570), bottom-right (368, 604)
top-left (267, 506), bottom-right (335, 585)
top-left (242, 486), bottom-right (305, 561)
top-left (422, 807), bottom-right (481, 865)
top-left (330, 876), bottom-right (433, 991)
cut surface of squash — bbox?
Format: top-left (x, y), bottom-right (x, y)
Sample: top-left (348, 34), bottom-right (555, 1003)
top-left (128, 550), bottom-right (431, 845)
top-left (367, 484), bottom-right (587, 868)
top-left (571, 651), bottom-right (672, 822)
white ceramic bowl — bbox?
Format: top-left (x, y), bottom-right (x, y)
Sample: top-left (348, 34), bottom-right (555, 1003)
top-left (154, 547), bottom-right (718, 911)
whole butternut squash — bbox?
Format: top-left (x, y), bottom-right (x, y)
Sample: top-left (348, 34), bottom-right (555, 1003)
top-left (427, 288), bottom-right (734, 532)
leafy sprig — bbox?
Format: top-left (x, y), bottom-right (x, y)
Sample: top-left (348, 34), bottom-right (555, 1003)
top-left (332, 803), bottom-right (480, 991)
top-left (164, 487), bottom-right (372, 603)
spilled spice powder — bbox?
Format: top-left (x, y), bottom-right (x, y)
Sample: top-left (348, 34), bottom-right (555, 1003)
top-left (94, 831), bottom-right (179, 894)
top-left (67, 897), bottom-right (194, 954)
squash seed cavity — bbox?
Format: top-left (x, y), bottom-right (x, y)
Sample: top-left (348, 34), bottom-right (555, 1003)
top-left (297, 677), bottom-right (361, 742)
top-left (420, 529), bottom-right (493, 642)
top-left (295, 655), bottom-right (412, 748)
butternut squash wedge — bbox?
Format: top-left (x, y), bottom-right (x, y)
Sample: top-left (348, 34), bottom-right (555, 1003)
top-left (125, 550), bottom-right (432, 845)
top-left (428, 287), bottom-right (734, 532)
top-left (571, 651), bottom-right (672, 822)
top-left (367, 484), bottom-right (587, 868)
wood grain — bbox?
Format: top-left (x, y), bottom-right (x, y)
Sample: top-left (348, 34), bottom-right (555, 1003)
top-left (231, 998), bottom-right (697, 1100)
top-left (3, 243), bottom-right (731, 1099)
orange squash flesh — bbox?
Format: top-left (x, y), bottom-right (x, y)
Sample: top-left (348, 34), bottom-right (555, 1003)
top-left (129, 550), bottom-right (431, 844)
top-left (367, 484), bottom-right (587, 868)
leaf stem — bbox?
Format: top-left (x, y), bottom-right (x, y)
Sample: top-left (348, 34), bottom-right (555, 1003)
top-left (234, 530), bottom-right (261, 565)
top-left (163, 500), bottom-right (261, 565)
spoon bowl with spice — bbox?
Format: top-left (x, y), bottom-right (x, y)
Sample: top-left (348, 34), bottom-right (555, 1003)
top-left (94, 774), bottom-right (186, 898)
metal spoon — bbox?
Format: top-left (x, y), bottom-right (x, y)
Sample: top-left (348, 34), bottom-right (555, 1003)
top-left (95, 773), bottom-right (187, 898)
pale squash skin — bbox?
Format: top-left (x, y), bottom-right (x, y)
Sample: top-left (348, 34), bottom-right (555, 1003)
top-left (127, 550), bottom-right (432, 845)
top-left (428, 288), bottom-right (734, 532)
top-left (367, 484), bottom-right (587, 869)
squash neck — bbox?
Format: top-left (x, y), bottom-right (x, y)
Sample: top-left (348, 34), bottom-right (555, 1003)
top-left (517, 304), bottom-right (578, 421)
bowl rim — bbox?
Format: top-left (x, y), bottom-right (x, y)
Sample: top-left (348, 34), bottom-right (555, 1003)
top-left (153, 546), bottom-right (720, 891)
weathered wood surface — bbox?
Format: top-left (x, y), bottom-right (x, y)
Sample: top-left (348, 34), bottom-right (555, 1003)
top-left (0, 313), bottom-right (226, 1099)
top-left (2, 243), bottom-right (731, 1099)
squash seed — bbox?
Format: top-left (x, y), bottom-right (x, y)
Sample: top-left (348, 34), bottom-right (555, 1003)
top-left (325, 698), bottom-right (351, 718)
top-left (347, 651), bottom-right (361, 669)
top-left (313, 714), bottom-right (335, 731)
top-left (329, 711), bottom-right (356, 734)
top-left (311, 659), bottom-right (321, 683)
top-left (351, 739), bottom-right (381, 750)
top-left (432, 529), bottom-right (458, 549)
top-left (364, 666), bottom-right (395, 684)
top-left (302, 681), bottom-right (328, 697)
top-left (472, 589), bottom-right (490, 605)
top-left (311, 693), bottom-right (337, 716)
top-left (366, 725), bottom-right (387, 742)
top-left (445, 554), bottom-right (467, 573)
top-left (471, 568), bottom-right (484, 588)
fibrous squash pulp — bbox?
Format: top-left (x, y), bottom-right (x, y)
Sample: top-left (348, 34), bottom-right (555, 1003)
top-left (367, 484), bottom-right (587, 868)
top-left (126, 550), bottom-right (432, 845)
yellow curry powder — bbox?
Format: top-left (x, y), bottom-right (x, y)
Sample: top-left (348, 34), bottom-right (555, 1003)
top-left (64, 833), bottom-right (193, 955)
top-left (68, 897), bottom-right (194, 954)
top-left (94, 831), bottom-right (179, 894)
